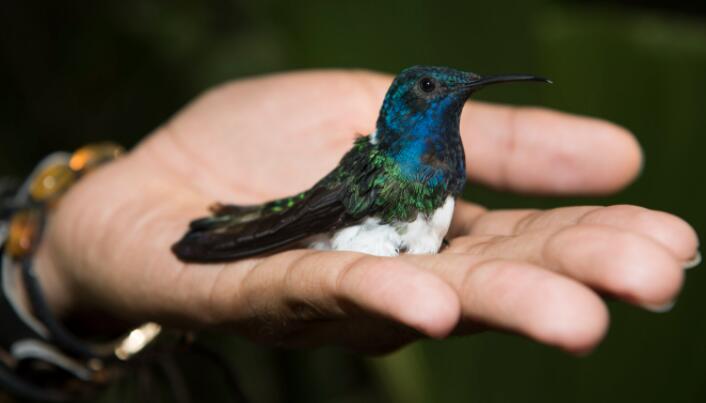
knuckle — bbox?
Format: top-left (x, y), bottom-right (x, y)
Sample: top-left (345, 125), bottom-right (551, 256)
top-left (580, 204), bottom-right (647, 227)
top-left (459, 258), bottom-right (514, 297)
top-left (462, 235), bottom-right (506, 256)
top-left (334, 255), bottom-right (380, 294)
top-left (610, 230), bottom-right (646, 260)
top-left (284, 250), bottom-right (325, 287)
top-left (599, 204), bottom-right (646, 217)
top-left (511, 210), bottom-right (543, 234)
top-left (603, 232), bottom-right (683, 302)
top-left (232, 260), bottom-right (267, 320)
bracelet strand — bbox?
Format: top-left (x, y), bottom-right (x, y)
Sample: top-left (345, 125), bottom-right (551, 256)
top-left (0, 143), bottom-right (161, 401)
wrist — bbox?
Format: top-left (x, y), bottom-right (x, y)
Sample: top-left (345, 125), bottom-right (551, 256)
top-left (0, 143), bottom-right (166, 402)
top-left (33, 220), bottom-right (73, 319)
top-left (31, 156), bottom-right (140, 337)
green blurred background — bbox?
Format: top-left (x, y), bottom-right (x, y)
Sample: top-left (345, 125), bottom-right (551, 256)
top-left (1, 1), bottom-right (705, 402)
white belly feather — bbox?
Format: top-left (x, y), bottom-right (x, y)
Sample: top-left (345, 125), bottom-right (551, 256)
top-left (308, 196), bottom-right (455, 256)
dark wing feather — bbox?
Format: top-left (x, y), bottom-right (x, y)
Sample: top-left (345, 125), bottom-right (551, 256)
top-left (172, 185), bottom-right (352, 263)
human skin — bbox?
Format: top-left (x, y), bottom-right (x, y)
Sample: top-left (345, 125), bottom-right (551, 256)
top-left (34, 70), bottom-right (699, 355)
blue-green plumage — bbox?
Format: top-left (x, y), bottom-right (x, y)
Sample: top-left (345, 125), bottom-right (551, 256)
top-left (173, 66), bottom-right (549, 262)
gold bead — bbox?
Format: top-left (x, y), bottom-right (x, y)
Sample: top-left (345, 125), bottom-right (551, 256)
top-left (29, 163), bottom-right (76, 202)
top-left (6, 210), bottom-right (41, 259)
top-left (69, 143), bottom-right (125, 173)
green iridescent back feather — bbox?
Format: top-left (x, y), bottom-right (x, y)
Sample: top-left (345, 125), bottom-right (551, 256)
top-left (320, 135), bottom-right (450, 223)
top-left (261, 191), bottom-right (308, 213)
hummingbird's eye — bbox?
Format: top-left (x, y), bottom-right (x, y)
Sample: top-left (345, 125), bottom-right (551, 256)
top-left (419, 77), bottom-right (436, 93)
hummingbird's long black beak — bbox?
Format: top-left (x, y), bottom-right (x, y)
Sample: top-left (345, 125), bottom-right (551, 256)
top-left (461, 74), bottom-right (552, 91)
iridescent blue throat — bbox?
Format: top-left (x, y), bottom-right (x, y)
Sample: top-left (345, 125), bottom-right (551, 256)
top-left (375, 90), bottom-right (467, 192)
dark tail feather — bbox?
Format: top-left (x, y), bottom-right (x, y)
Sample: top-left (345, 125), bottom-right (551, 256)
top-left (172, 212), bottom-right (281, 263)
top-left (171, 212), bottom-right (314, 263)
top-left (172, 186), bottom-right (349, 263)
top-left (172, 230), bottom-right (298, 263)
top-left (171, 200), bottom-right (311, 263)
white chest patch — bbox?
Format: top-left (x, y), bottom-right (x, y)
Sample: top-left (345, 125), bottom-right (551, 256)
top-left (308, 196), bottom-right (455, 257)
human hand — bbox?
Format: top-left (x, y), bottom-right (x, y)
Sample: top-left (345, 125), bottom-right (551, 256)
top-left (36, 70), bottom-right (699, 354)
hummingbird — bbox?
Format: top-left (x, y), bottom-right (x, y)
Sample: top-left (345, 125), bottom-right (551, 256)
top-left (173, 66), bottom-right (549, 263)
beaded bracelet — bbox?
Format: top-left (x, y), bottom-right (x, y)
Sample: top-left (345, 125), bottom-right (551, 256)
top-left (0, 144), bottom-right (161, 401)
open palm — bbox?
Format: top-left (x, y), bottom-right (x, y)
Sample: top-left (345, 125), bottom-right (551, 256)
top-left (38, 70), bottom-right (698, 354)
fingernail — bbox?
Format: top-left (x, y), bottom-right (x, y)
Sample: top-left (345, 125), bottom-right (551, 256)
top-left (684, 250), bottom-right (701, 270)
top-left (642, 300), bottom-right (675, 313)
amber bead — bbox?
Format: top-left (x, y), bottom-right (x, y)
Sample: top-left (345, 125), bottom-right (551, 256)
top-left (69, 143), bottom-right (125, 173)
top-left (6, 210), bottom-right (41, 259)
top-left (29, 163), bottom-right (76, 202)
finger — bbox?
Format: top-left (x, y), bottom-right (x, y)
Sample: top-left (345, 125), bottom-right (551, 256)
top-left (448, 224), bottom-right (684, 310)
top-left (404, 254), bottom-right (609, 354)
top-left (448, 199), bottom-right (487, 238)
top-left (205, 250), bottom-right (461, 340)
top-left (469, 205), bottom-right (700, 264)
top-left (578, 206), bottom-right (699, 263)
top-left (354, 71), bottom-right (642, 195)
top-left (462, 104), bottom-right (642, 194)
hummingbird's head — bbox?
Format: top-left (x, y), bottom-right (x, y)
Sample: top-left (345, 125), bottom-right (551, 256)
top-left (376, 65), bottom-right (549, 142)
